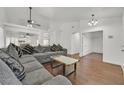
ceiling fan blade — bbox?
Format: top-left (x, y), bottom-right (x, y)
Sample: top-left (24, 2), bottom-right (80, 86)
top-left (32, 23), bottom-right (41, 26)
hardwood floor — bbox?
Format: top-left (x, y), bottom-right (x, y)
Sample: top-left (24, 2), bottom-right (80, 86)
top-left (43, 53), bottom-right (124, 85)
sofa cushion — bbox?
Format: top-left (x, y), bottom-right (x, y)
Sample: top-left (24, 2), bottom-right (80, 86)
top-left (0, 49), bottom-right (10, 58)
top-left (34, 44), bottom-right (44, 53)
top-left (0, 59), bottom-right (22, 85)
top-left (21, 68), bottom-right (53, 85)
top-left (0, 49), bottom-right (25, 81)
top-left (43, 75), bottom-right (72, 85)
top-left (22, 60), bottom-right (43, 73)
top-left (34, 45), bottom-right (51, 53)
top-left (33, 53), bottom-right (51, 64)
top-left (7, 43), bottom-right (19, 60)
top-left (43, 46), bottom-right (51, 52)
top-left (19, 55), bottom-right (37, 64)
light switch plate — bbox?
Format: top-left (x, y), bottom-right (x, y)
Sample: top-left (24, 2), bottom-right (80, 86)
top-left (108, 35), bottom-right (113, 39)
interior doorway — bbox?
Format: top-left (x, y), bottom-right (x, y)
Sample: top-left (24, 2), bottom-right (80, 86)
top-left (82, 31), bottom-right (103, 61)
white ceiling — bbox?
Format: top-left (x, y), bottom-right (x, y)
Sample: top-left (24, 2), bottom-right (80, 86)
top-left (4, 7), bottom-right (49, 29)
top-left (3, 7), bottom-right (124, 26)
top-left (34, 7), bottom-right (124, 21)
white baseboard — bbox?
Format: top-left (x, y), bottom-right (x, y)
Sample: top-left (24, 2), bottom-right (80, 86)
top-left (121, 65), bottom-right (124, 77)
top-left (103, 60), bottom-right (124, 77)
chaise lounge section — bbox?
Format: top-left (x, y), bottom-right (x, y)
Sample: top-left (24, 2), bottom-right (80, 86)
top-left (0, 54), bottom-right (71, 85)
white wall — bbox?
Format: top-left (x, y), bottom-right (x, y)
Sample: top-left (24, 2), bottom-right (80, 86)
top-left (80, 16), bottom-right (123, 65)
top-left (103, 23), bottom-right (123, 65)
top-left (0, 28), bottom-right (5, 48)
top-left (49, 21), bottom-right (62, 45)
top-left (0, 8), bottom-right (6, 25)
top-left (48, 16), bottom-right (123, 66)
top-left (71, 32), bottom-right (80, 54)
top-left (120, 11), bottom-right (124, 73)
top-left (49, 21), bottom-right (80, 54)
top-left (0, 8), bottom-right (6, 48)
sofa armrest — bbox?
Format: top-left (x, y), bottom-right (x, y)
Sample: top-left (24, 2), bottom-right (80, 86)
top-left (42, 75), bottom-right (72, 85)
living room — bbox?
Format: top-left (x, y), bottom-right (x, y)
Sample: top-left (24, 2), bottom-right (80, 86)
top-left (0, 6), bottom-right (124, 86)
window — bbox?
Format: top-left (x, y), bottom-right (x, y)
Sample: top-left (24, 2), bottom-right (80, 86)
top-left (43, 33), bottom-right (49, 46)
top-left (0, 28), bottom-right (4, 48)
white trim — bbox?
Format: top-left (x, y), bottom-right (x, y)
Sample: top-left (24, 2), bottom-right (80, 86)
top-left (121, 65), bottom-right (124, 77)
top-left (103, 59), bottom-right (122, 65)
top-left (3, 23), bottom-right (45, 35)
top-left (3, 23), bottom-right (41, 31)
top-left (103, 60), bottom-right (124, 77)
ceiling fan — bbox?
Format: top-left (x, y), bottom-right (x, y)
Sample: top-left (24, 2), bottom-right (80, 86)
top-left (27, 7), bottom-right (41, 27)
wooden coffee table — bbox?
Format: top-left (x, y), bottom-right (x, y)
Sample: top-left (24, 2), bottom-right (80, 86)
top-left (51, 55), bottom-right (79, 76)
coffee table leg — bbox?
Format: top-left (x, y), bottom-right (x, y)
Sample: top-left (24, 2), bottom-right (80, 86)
top-left (62, 63), bottom-right (77, 76)
top-left (74, 63), bottom-right (77, 72)
top-left (63, 64), bottom-right (65, 76)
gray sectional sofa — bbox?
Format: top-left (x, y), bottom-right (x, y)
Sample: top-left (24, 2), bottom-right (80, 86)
top-left (33, 45), bottom-right (67, 64)
top-left (0, 54), bottom-right (72, 85)
top-left (0, 43), bottom-right (72, 85)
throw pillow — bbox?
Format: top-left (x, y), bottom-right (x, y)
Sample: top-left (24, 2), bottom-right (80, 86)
top-left (22, 44), bottom-right (34, 54)
top-left (15, 45), bottom-right (23, 58)
top-left (54, 44), bottom-right (60, 51)
top-left (0, 49), bottom-right (25, 81)
top-left (7, 43), bottom-right (19, 60)
top-left (57, 44), bottom-right (63, 51)
top-left (8, 43), bottom-right (23, 58)
top-left (51, 44), bottom-right (57, 51)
